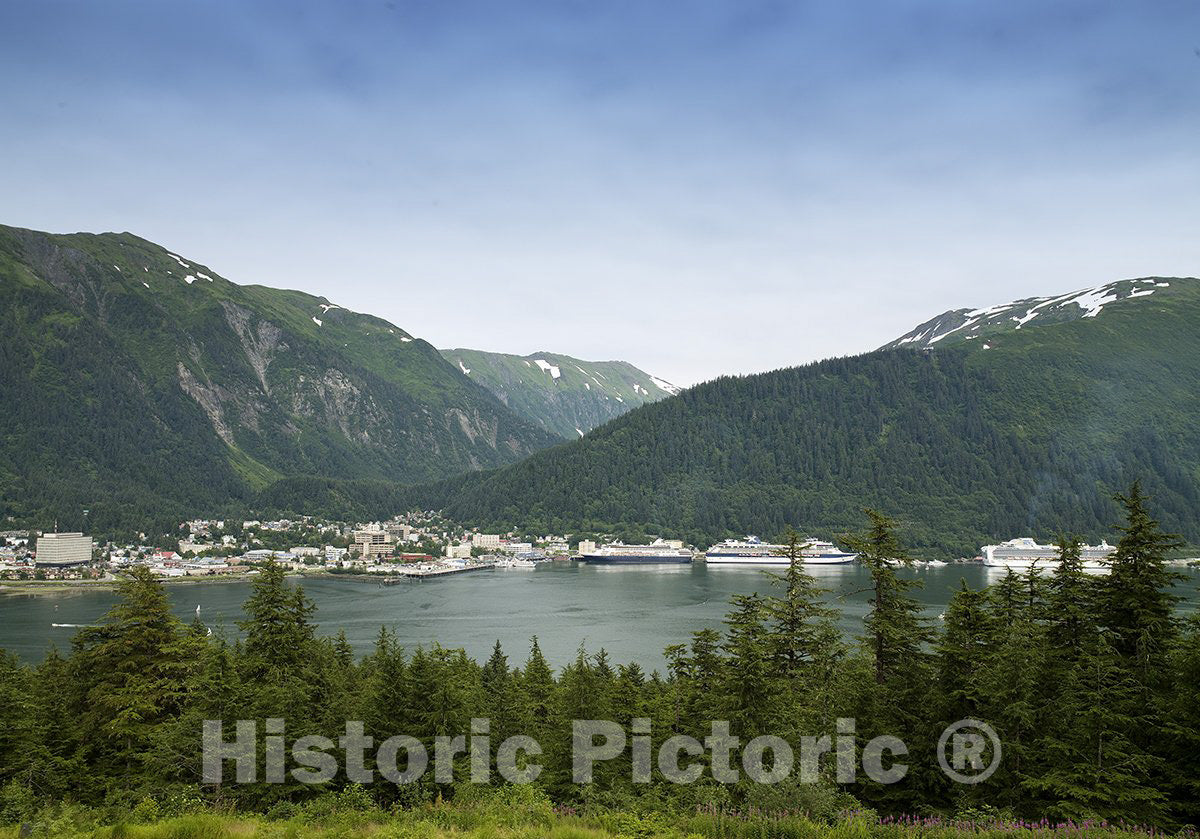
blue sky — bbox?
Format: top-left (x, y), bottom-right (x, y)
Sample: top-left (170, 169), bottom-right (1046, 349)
top-left (2, 1), bottom-right (1198, 385)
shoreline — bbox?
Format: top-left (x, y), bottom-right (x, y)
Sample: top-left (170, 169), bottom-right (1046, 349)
top-left (0, 569), bottom-right (368, 596)
top-left (0, 574), bottom-right (266, 595)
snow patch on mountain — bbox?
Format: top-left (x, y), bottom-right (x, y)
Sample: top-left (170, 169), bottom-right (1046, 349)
top-left (312, 316), bottom-right (322, 326)
top-left (886, 278), bottom-right (1171, 350)
top-left (650, 376), bottom-right (680, 395)
top-left (534, 359), bottom-right (561, 379)
top-left (459, 360), bottom-right (471, 375)
top-left (1066, 286), bottom-right (1121, 318)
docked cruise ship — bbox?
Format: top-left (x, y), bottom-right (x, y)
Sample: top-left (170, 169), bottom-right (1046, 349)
top-left (580, 539), bottom-right (693, 564)
top-left (982, 537), bottom-right (1114, 572)
top-left (705, 536), bottom-right (857, 565)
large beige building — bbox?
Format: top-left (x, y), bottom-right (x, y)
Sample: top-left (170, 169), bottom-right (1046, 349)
top-left (353, 529), bottom-right (394, 558)
top-left (35, 532), bottom-right (94, 567)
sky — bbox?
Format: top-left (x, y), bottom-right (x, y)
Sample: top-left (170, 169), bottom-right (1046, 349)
top-left (1, 1), bottom-right (1198, 386)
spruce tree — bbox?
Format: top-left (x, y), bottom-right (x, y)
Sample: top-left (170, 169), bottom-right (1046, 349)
top-left (363, 627), bottom-right (409, 739)
top-left (1030, 628), bottom-right (1168, 826)
top-left (936, 581), bottom-right (993, 723)
top-left (721, 593), bottom-right (776, 738)
top-left (764, 528), bottom-right (843, 679)
top-left (481, 639), bottom-right (519, 744)
top-left (71, 566), bottom-right (189, 791)
top-left (1163, 614), bottom-right (1200, 825)
top-left (1102, 481), bottom-right (1185, 684)
top-left (841, 509), bottom-right (932, 684)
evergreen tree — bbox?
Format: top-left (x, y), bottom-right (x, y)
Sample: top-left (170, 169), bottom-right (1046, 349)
top-left (842, 510), bottom-right (932, 684)
top-left (481, 639), bottom-right (520, 744)
top-left (516, 637), bottom-right (559, 749)
top-left (1163, 614), bottom-right (1200, 825)
top-left (765, 530), bottom-right (843, 669)
top-left (70, 567), bottom-right (189, 792)
top-left (936, 581), bottom-right (993, 724)
top-left (721, 594), bottom-right (775, 738)
top-left (237, 560), bottom-right (318, 725)
top-left (363, 627), bottom-right (409, 738)
top-left (1046, 536), bottom-right (1097, 654)
top-left (1029, 629), bottom-right (1168, 826)
top-left (1102, 481), bottom-right (1185, 682)
top-left (0, 653), bottom-right (35, 786)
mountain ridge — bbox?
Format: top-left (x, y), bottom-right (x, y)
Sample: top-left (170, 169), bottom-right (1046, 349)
top-left (439, 347), bottom-right (679, 439)
top-left (882, 277), bottom-right (1185, 350)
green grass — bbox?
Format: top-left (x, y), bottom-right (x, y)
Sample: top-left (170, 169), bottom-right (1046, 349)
top-left (1, 792), bottom-right (1190, 839)
top-left (1, 810), bottom-right (1185, 839)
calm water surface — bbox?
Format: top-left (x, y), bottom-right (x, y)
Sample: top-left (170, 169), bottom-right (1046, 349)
top-left (3, 563), bottom-right (1197, 669)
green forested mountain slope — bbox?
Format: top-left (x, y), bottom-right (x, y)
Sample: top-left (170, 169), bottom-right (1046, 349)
top-left (0, 225), bottom-right (559, 534)
top-left (419, 277), bottom-right (1200, 557)
top-left (439, 348), bottom-right (679, 438)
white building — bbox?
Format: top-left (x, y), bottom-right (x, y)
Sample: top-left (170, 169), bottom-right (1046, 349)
top-left (35, 532), bottom-right (93, 567)
top-left (471, 533), bottom-right (502, 548)
top-left (577, 540), bottom-right (597, 555)
top-left (445, 543), bottom-right (472, 559)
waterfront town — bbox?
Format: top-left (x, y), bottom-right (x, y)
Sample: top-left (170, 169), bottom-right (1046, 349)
top-left (0, 512), bottom-right (603, 586)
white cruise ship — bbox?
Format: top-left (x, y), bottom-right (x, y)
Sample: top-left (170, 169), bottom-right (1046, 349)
top-left (982, 537), bottom-right (1114, 573)
top-left (580, 539), bottom-right (693, 564)
top-left (705, 536), bottom-right (857, 565)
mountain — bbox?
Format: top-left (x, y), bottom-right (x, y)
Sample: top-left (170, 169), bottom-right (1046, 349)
top-left (414, 276), bottom-right (1200, 557)
top-left (0, 224), bottom-right (559, 534)
top-left (881, 277), bottom-right (1174, 350)
top-left (438, 348), bottom-right (679, 439)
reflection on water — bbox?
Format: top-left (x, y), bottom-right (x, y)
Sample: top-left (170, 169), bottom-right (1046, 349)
top-left (1, 562), bottom-right (1197, 669)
